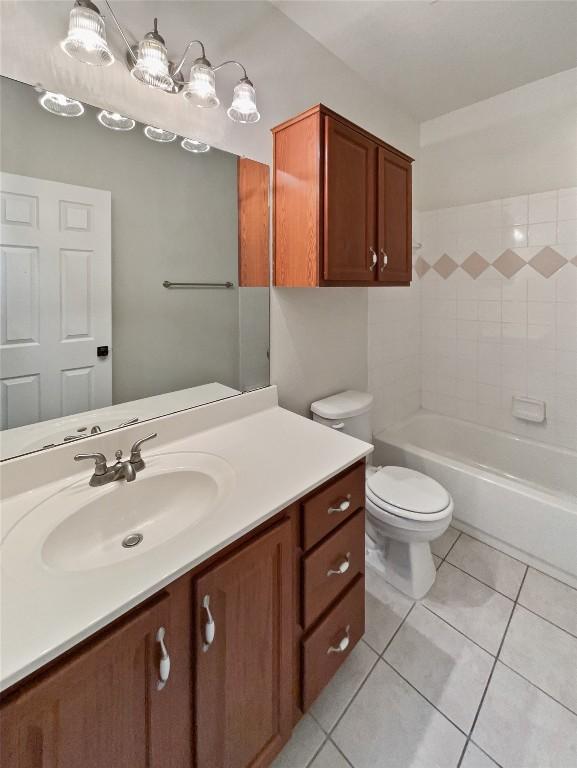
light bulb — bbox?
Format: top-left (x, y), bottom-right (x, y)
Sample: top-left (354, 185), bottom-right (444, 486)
top-left (97, 110), bottom-right (135, 131)
top-left (144, 125), bottom-right (177, 143)
top-left (130, 21), bottom-right (173, 92)
top-left (39, 91), bottom-right (84, 117)
top-left (181, 138), bottom-right (210, 153)
top-left (60, 1), bottom-right (114, 67)
top-left (183, 58), bottom-right (219, 109)
top-left (227, 78), bottom-right (260, 124)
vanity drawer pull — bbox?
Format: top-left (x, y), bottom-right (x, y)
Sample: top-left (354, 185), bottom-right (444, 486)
top-left (156, 627), bottom-right (171, 690)
top-left (328, 495), bottom-right (351, 515)
top-left (202, 595), bottom-right (216, 652)
top-left (327, 625), bottom-right (350, 654)
top-left (327, 553), bottom-right (351, 577)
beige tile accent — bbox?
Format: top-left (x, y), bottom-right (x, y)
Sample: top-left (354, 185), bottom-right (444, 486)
top-left (433, 252), bottom-right (458, 279)
top-left (529, 246), bottom-right (567, 278)
top-left (571, 255), bottom-right (577, 267)
top-left (462, 251), bottom-right (489, 279)
top-left (492, 249), bottom-right (526, 279)
top-left (415, 256), bottom-right (431, 278)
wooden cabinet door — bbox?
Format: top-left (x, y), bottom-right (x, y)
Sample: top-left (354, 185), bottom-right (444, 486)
top-left (377, 146), bottom-right (412, 283)
top-left (194, 519), bottom-right (293, 768)
top-left (0, 594), bottom-right (180, 768)
top-left (323, 116), bottom-right (377, 283)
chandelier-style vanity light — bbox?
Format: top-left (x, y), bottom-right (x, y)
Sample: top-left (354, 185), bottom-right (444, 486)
top-left (60, 0), bottom-right (260, 123)
top-left (97, 109), bottom-right (135, 130)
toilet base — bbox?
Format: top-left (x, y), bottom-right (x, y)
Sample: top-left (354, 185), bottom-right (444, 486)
top-left (365, 534), bottom-right (437, 599)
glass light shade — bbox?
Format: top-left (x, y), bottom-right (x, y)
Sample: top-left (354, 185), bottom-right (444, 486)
top-left (183, 61), bottom-right (219, 108)
top-left (144, 125), bottom-right (177, 143)
top-left (97, 110), bottom-right (135, 131)
top-left (60, 5), bottom-right (114, 67)
top-left (39, 91), bottom-right (84, 117)
top-left (131, 37), bottom-right (173, 91)
top-left (181, 138), bottom-right (210, 153)
top-left (227, 79), bottom-right (260, 123)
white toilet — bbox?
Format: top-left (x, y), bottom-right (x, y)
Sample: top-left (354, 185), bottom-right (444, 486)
top-left (311, 391), bottom-right (454, 599)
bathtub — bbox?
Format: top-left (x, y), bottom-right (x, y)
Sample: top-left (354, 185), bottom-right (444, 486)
top-left (373, 411), bottom-right (577, 587)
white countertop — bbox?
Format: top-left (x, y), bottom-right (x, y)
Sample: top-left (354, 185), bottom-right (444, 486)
top-left (0, 387), bottom-right (372, 692)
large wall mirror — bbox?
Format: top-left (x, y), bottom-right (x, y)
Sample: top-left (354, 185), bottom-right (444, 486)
top-left (0, 75), bottom-right (270, 461)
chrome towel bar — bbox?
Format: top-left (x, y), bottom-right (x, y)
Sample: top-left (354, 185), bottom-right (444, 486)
top-left (163, 280), bottom-right (234, 289)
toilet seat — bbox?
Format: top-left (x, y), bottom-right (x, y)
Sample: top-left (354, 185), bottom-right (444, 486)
top-left (366, 466), bottom-right (453, 523)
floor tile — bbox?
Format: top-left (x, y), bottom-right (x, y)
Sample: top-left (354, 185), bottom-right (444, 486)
top-left (364, 567), bottom-right (414, 654)
top-left (473, 663), bottom-right (577, 768)
top-left (433, 554), bottom-right (442, 569)
top-left (431, 526), bottom-right (461, 558)
top-left (310, 640), bottom-right (378, 732)
top-left (309, 740), bottom-right (350, 768)
top-left (271, 715), bottom-right (325, 768)
top-left (500, 605), bottom-right (577, 713)
top-left (332, 660), bottom-right (466, 768)
top-left (447, 534), bottom-right (526, 599)
top-left (460, 743), bottom-right (499, 768)
top-left (384, 604), bottom-right (493, 731)
top-left (519, 568), bottom-right (577, 637)
top-left (422, 563), bottom-right (514, 654)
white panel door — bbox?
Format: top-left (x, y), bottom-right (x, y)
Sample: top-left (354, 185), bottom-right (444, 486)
top-left (0, 173), bottom-right (111, 429)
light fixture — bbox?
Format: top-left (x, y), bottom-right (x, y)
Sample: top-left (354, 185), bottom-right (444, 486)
top-left (144, 125), bottom-right (177, 142)
top-left (227, 77), bottom-right (260, 123)
top-left (61, 0), bottom-right (114, 67)
top-left (181, 138), bottom-right (210, 153)
top-left (130, 18), bottom-right (173, 92)
top-left (183, 57), bottom-right (219, 108)
top-left (39, 91), bottom-right (84, 117)
top-left (60, 2), bottom-right (260, 123)
top-left (97, 110), bottom-right (135, 130)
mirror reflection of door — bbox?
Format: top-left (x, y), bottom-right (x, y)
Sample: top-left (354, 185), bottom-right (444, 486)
top-left (0, 172), bottom-right (112, 429)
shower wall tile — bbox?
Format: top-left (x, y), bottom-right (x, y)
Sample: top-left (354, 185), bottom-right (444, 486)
top-left (419, 189), bottom-right (577, 450)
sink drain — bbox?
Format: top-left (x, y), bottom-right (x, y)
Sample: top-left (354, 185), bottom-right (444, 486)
top-left (122, 532), bottom-right (143, 548)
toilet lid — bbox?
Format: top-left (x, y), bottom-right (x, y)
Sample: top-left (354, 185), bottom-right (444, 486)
top-left (367, 466), bottom-right (451, 515)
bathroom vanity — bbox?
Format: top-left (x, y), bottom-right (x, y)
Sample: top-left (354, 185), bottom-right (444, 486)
top-left (0, 388), bottom-right (371, 767)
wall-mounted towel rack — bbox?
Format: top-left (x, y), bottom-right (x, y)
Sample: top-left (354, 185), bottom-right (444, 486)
top-left (163, 280), bottom-right (234, 289)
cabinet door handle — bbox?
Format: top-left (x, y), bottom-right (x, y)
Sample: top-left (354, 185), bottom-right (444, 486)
top-left (202, 595), bottom-right (216, 652)
top-left (380, 249), bottom-right (388, 271)
top-left (369, 247), bottom-right (377, 270)
top-left (327, 552), bottom-right (351, 577)
top-left (328, 494), bottom-right (351, 515)
top-left (327, 625), bottom-right (350, 655)
top-left (156, 627), bottom-right (171, 690)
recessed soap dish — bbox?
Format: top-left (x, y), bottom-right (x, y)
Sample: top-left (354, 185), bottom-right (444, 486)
top-left (512, 395), bottom-right (546, 423)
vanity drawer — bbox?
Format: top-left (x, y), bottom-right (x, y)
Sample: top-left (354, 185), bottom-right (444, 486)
top-left (302, 510), bottom-right (365, 628)
top-left (302, 463), bottom-right (365, 551)
top-left (301, 576), bottom-right (364, 710)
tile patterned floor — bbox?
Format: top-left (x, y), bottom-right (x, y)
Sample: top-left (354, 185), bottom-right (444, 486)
top-left (272, 527), bottom-right (577, 768)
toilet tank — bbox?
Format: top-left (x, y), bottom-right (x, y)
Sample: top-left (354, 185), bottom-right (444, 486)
top-left (311, 391), bottom-right (373, 443)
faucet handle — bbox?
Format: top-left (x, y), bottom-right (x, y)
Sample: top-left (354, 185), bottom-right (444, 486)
top-left (129, 433), bottom-right (157, 469)
top-left (74, 452), bottom-right (108, 476)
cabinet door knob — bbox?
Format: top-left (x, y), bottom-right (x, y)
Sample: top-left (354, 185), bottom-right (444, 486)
top-left (328, 494), bottom-right (351, 515)
top-left (327, 552), bottom-right (351, 577)
top-left (369, 247), bottom-right (377, 270)
top-left (327, 625), bottom-right (350, 655)
top-left (380, 249), bottom-right (388, 271)
top-left (156, 627), bottom-right (171, 690)
top-left (202, 595), bottom-right (216, 652)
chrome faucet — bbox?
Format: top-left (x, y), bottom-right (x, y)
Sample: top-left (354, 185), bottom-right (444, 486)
top-left (74, 433), bottom-right (157, 487)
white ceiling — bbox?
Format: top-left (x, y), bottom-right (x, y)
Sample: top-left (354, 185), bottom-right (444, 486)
top-left (274, 1), bottom-right (577, 121)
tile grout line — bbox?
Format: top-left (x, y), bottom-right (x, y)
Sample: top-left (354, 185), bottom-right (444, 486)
top-left (441, 559), bottom-right (521, 601)
top-left (451, 528), bottom-right (531, 568)
top-left (419, 603), bottom-right (497, 657)
top-left (495, 658), bottom-right (577, 719)
top-left (515, 601), bottom-right (577, 641)
top-left (329, 738), bottom-right (355, 767)
top-left (456, 564), bottom-right (528, 768)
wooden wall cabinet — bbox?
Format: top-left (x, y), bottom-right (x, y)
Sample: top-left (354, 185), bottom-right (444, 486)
top-left (0, 462), bottom-right (366, 768)
top-left (273, 104), bottom-right (413, 287)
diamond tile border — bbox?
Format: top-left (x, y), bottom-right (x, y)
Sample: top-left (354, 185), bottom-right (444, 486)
top-left (433, 253), bottom-right (459, 279)
top-left (416, 248), bottom-right (573, 280)
top-left (462, 251), bottom-right (489, 279)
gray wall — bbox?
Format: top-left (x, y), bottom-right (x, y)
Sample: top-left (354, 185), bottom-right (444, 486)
top-left (1, 76), bottom-right (243, 404)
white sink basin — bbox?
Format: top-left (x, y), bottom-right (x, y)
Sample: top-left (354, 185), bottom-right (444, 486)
top-left (2, 452), bottom-right (235, 573)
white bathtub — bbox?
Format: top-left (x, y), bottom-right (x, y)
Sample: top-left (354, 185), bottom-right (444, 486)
top-left (373, 411), bottom-right (577, 587)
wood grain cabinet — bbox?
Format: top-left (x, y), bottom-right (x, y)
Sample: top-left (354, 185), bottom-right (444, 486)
top-left (0, 462), bottom-right (366, 768)
top-left (273, 104), bottom-right (413, 287)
